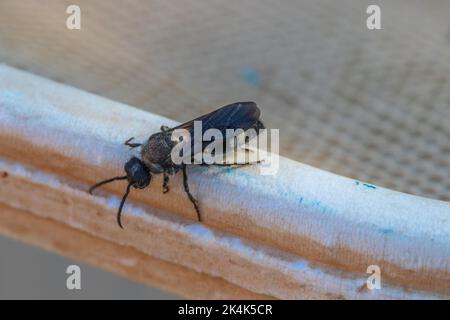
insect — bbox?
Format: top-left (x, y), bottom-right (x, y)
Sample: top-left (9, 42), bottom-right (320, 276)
top-left (89, 101), bottom-right (265, 228)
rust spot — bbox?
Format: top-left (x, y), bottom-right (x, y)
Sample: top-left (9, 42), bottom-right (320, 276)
top-left (1, 171), bottom-right (8, 178)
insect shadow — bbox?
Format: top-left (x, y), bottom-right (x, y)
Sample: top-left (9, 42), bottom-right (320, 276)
top-left (89, 101), bottom-right (265, 228)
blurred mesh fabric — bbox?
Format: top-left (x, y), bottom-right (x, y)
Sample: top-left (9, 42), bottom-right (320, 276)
top-left (0, 0), bottom-right (449, 201)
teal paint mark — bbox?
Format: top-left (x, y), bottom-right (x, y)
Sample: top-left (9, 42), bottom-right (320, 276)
top-left (194, 161), bottom-right (339, 216)
top-left (379, 228), bottom-right (394, 235)
top-left (355, 181), bottom-right (376, 190)
top-left (224, 167), bottom-right (234, 174)
top-left (240, 67), bottom-right (261, 87)
top-left (226, 170), bottom-right (337, 215)
top-left (302, 199), bottom-right (337, 215)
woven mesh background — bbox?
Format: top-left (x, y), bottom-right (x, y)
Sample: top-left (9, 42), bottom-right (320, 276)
top-left (0, 0), bottom-right (449, 201)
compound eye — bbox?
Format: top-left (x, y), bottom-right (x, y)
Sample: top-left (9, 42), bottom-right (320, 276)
top-left (135, 174), bottom-right (151, 189)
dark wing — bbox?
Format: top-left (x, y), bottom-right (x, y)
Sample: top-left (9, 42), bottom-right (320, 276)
top-left (169, 101), bottom-right (261, 136)
top-left (166, 101), bottom-right (263, 165)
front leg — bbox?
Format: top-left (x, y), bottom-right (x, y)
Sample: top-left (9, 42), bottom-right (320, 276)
top-left (182, 164), bottom-right (201, 221)
top-left (163, 171), bottom-right (170, 194)
top-left (124, 137), bottom-right (142, 149)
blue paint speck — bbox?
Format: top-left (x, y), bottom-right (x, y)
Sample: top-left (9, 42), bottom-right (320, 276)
top-left (240, 67), bottom-right (261, 87)
top-left (380, 228), bottom-right (394, 235)
top-left (222, 167), bottom-right (233, 174)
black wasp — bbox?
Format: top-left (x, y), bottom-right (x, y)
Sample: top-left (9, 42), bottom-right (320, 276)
top-left (89, 101), bottom-right (265, 228)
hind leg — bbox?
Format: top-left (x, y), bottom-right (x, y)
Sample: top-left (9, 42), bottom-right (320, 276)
top-left (182, 164), bottom-right (201, 221)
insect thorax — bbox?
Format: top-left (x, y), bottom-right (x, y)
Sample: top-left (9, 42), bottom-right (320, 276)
top-left (141, 132), bottom-right (177, 172)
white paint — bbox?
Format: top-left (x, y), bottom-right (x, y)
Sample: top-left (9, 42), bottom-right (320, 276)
top-left (119, 258), bottom-right (138, 267)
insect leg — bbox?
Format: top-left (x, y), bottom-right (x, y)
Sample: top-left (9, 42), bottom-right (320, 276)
top-left (212, 146), bottom-right (263, 167)
top-left (255, 120), bottom-right (265, 131)
top-left (163, 171), bottom-right (170, 193)
top-left (238, 147), bottom-right (264, 165)
top-left (182, 164), bottom-right (201, 221)
top-left (124, 137), bottom-right (142, 149)
top-left (211, 162), bottom-right (262, 168)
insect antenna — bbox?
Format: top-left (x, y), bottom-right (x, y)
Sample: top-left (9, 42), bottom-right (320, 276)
top-left (117, 182), bottom-right (132, 229)
top-left (88, 176), bottom-right (128, 194)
